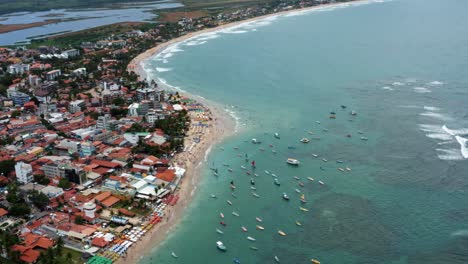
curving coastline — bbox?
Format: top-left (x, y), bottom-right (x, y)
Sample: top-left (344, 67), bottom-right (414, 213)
top-left (123, 0), bottom-right (370, 262)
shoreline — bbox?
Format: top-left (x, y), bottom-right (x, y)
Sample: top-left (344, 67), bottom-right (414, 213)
top-left (123, 0), bottom-right (368, 262)
top-left (127, 0), bottom-right (369, 79)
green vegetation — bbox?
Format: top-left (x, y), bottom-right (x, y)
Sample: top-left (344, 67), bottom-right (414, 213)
top-left (28, 190), bottom-right (50, 210)
top-left (36, 240), bottom-right (80, 264)
top-left (0, 159), bottom-right (14, 176)
top-left (74, 215), bottom-right (84, 225)
top-left (58, 178), bottom-right (71, 189)
top-left (6, 184), bottom-right (30, 218)
top-left (33, 174), bottom-right (51, 185)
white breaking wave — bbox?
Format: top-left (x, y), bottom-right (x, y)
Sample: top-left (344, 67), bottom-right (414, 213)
top-left (419, 112), bottom-right (452, 121)
top-left (185, 40), bottom-right (207, 46)
top-left (455, 136), bottom-right (468, 158)
top-left (423, 106), bottom-right (440, 111)
top-left (428, 81), bottom-right (444, 86)
top-left (224, 108), bottom-right (241, 133)
top-left (426, 133), bottom-right (453, 141)
top-left (451, 230), bottom-right (468, 237)
top-left (155, 67), bottom-right (172, 72)
top-left (436, 148), bottom-right (465, 161)
top-left (221, 29), bottom-right (249, 34)
top-left (382, 86), bottom-right (393, 91)
top-left (392, 81), bottom-right (405, 86)
top-left (413, 87), bottom-right (431, 93)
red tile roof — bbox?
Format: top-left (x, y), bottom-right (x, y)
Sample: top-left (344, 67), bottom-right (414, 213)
top-left (91, 237), bottom-right (108, 248)
top-left (0, 208), bottom-right (8, 217)
top-left (101, 196), bottom-right (120, 208)
top-left (91, 159), bottom-right (121, 168)
top-left (156, 169), bottom-right (176, 182)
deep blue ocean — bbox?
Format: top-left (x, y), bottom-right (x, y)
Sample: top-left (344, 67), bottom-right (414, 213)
top-left (142, 0), bottom-right (468, 263)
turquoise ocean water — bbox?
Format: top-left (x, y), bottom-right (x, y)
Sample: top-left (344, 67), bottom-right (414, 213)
top-left (141, 0), bottom-right (468, 263)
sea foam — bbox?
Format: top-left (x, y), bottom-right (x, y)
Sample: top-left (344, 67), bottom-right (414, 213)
top-left (413, 87), bottom-right (431, 93)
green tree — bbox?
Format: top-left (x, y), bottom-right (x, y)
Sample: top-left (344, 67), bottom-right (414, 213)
top-left (74, 215), bottom-right (84, 225)
top-left (8, 203), bottom-right (30, 218)
top-left (10, 110), bottom-right (21, 118)
top-left (29, 190), bottom-right (50, 210)
top-left (112, 97), bottom-right (125, 106)
top-left (58, 178), bottom-right (71, 190)
top-left (0, 159), bottom-right (15, 176)
top-left (55, 237), bottom-right (64, 256)
top-left (34, 174), bottom-right (50, 185)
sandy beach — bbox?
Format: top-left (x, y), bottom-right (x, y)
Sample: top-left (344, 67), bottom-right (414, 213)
top-left (122, 1), bottom-right (367, 262)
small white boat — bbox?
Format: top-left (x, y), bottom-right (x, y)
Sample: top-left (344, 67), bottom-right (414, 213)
top-left (295, 189), bottom-right (301, 194)
top-left (216, 228), bottom-right (224, 234)
top-left (252, 138), bottom-right (259, 144)
top-left (272, 150), bottom-right (277, 153)
top-left (256, 225), bottom-right (265, 230)
top-left (308, 131), bottom-right (314, 135)
top-left (319, 181), bottom-right (325, 185)
top-left (241, 165), bottom-right (246, 170)
top-left (216, 241), bottom-right (227, 251)
top-left (171, 252), bottom-right (178, 258)
top-left (361, 136), bottom-right (368, 141)
top-left (307, 177), bottom-right (314, 181)
top-left (254, 173), bottom-right (259, 177)
top-left (300, 207), bottom-right (309, 212)
top-left (211, 194), bottom-right (217, 198)
top-left (232, 211), bottom-right (240, 217)
top-left (247, 236), bottom-right (256, 241)
top-left (316, 121), bottom-right (321, 124)
top-left (251, 186), bottom-right (257, 190)
top-left (272, 173), bottom-right (277, 177)
top-left (294, 176), bottom-right (300, 180)
top-left (300, 138), bottom-right (310, 143)
top-left (287, 158), bottom-right (300, 166)
top-left (265, 170), bottom-right (270, 174)
top-left (252, 192), bottom-right (260, 198)
top-left (231, 192), bottom-right (237, 198)
top-left (213, 171), bottom-right (218, 176)
top-left (241, 226), bottom-right (248, 232)
top-left (275, 256), bottom-right (280, 263)
top-left (228, 168), bottom-right (233, 172)
top-left (351, 110), bottom-right (357, 115)
top-left (346, 167), bottom-right (352, 172)
top-left (220, 213), bottom-right (224, 218)
top-left (274, 133), bottom-right (280, 139)
top-left (227, 200), bottom-right (233, 205)
top-left (322, 158), bottom-right (328, 162)
top-left (256, 217), bottom-right (263, 222)
top-left (338, 168), bottom-right (345, 172)
top-left (312, 154), bottom-right (318, 157)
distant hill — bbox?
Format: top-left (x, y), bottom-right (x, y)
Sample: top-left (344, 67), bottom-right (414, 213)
top-left (0, 0), bottom-right (146, 15)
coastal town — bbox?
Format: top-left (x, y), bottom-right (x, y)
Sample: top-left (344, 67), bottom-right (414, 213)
top-left (0, 0), bottom-right (354, 263)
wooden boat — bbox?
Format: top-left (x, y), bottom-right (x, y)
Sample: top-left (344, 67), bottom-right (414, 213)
top-left (300, 194), bottom-right (307, 203)
top-left (256, 225), bottom-right (265, 230)
top-left (278, 230), bottom-right (287, 236)
top-left (300, 207), bottom-right (309, 212)
top-left (311, 259), bottom-right (321, 264)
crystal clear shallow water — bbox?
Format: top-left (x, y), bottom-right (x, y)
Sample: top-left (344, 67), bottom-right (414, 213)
top-left (141, 0), bottom-right (468, 263)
